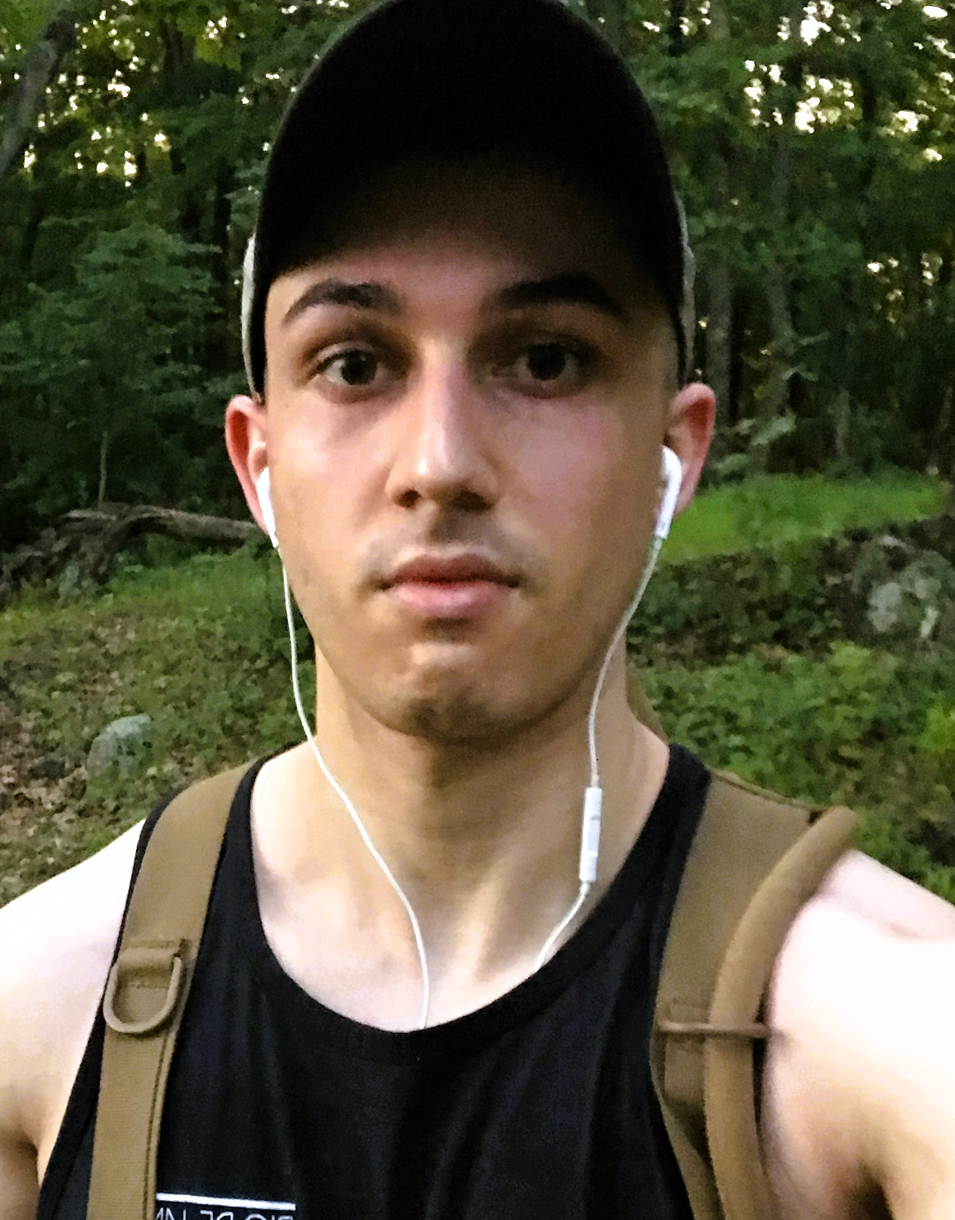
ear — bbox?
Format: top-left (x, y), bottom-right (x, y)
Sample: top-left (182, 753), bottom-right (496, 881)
top-left (225, 393), bottom-right (272, 539)
top-left (664, 381), bottom-right (715, 517)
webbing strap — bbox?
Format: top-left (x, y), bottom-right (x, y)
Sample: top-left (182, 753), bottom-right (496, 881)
top-left (651, 772), bottom-right (856, 1220)
top-left (704, 803), bottom-right (856, 1220)
top-left (87, 765), bottom-right (248, 1220)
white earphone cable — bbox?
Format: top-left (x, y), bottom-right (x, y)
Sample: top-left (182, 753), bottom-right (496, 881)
top-left (281, 565), bottom-right (432, 1030)
top-left (586, 536), bottom-right (664, 788)
top-left (534, 533), bottom-right (665, 971)
top-left (270, 446), bottom-right (679, 1018)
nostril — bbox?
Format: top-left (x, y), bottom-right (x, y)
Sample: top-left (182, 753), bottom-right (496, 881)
top-left (456, 488), bottom-right (492, 513)
top-left (392, 486), bottom-right (491, 513)
top-left (396, 488), bottom-right (422, 510)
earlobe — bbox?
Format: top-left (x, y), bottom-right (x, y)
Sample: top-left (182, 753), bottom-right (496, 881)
top-left (225, 392), bottom-right (272, 540)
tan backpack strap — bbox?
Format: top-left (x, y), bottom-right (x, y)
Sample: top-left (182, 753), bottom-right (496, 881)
top-left (87, 764), bottom-right (249, 1220)
top-left (703, 801), bottom-right (856, 1220)
top-left (651, 772), bottom-right (856, 1220)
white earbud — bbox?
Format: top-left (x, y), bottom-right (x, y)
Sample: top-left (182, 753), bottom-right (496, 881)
top-left (536, 441), bottom-right (685, 968)
top-left (256, 468), bottom-right (279, 549)
top-left (657, 446), bottom-right (682, 541)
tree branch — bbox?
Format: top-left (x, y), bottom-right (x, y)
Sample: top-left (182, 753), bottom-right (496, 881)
top-left (0, 504), bottom-right (262, 606)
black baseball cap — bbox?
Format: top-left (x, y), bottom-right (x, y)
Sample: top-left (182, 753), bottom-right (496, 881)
top-left (241, 0), bottom-right (695, 396)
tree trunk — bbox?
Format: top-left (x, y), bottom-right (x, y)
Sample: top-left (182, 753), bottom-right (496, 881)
top-left (207, 170), bottom-right (236, 372)
top-left (762, 267), bottom-right (796, 418)
top-left (667, 0), bottom-right (686, 57)
top-left (703, 0), bottom-right (734, 417)
top-left (97, 429), bottom-right (109, 507)
top-left (708, 0), bottom-right (729, 41)
top-left (933, 385), bottom-right (954, 480)
top-left (0, 12), bottom-right (75, 186)
top-left (0, 505), bottom-right (261, 605)
top-left (704, 257), bottom-right (733, 418)
top-left (831, 11), bottom-right (879, 460)
top-left (762, 2), bottom-right (804, 420)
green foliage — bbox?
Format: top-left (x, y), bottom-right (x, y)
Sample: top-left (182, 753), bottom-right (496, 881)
top-left (0, 220), bottom-right (227, 537)
top-left (919, 704), bottom-right (955, 793)
top-left (635, 538), bottom-right (839, 665)
top-left (4, 533), bottom-right (954, 903)
top-left (642, 642), bottom-right (955, 893)
top-left (667, 471), bottom-right (947, 560)
top-left (0, 0), bottom-right (72, 45)
top-left (1, 0), bottom-right (954, 541)
top-left (0, 545), bottom-right (298, 900)
top-left (644, 642), bottom-right (906, 803)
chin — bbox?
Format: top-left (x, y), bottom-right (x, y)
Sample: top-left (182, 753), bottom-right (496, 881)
top-left (385, 687), bottom-right (519, 743)
top-left (373, 659), bottom-right (581, 745)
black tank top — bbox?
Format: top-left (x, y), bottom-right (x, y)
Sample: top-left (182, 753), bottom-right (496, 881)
top-left (38, 744), bottom-right (709, 1220)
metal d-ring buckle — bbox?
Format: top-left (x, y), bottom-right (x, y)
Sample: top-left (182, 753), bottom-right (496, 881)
top-left (103, 948), bottom-right (185, 1036)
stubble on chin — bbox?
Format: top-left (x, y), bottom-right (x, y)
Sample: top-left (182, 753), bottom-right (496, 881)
top-left (378, 658), bottom-right (592, 748)
top-left (385, 687), bottom-right (519, 744)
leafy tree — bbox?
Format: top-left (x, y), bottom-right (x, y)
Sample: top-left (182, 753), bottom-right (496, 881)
top-left (0, 221), bottom-right (218, 539)
top-left (0, 0), bottom-right (953, 552)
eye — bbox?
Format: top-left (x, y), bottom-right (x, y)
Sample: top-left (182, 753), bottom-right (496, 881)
top-left (505, 340), bottom-right (593, 393)
top-left (317, 347), bottom-right (382, 388)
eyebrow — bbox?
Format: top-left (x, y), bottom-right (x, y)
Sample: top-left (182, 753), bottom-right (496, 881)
top-left (491, 273), bottom-right (631, 324)
top-left (283, 278), bottom-right (402, 326)
top-left (281, 270), bottom-right (631, 328)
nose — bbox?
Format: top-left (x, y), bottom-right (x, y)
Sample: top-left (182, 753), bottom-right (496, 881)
top-left (384, 358), bottom-right (500, 513)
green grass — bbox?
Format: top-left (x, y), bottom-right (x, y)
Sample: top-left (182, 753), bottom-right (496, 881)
top-left (640, 642), bottom-right (955, 901)
top-left (666, 471), bottom-right (948, 562)
top-left (0, 546), bottom-right (307, 902)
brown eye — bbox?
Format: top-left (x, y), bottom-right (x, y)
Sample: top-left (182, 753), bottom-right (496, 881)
top-left (504, 339), bottom-right (592, 393)
top-left (321, 348), bottom-right (381, 387)
top-left (523, 343), bottom-right (573, 382)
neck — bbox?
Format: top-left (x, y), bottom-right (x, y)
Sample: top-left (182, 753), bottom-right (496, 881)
top-left (252, 649), bottom-right (669, 1024)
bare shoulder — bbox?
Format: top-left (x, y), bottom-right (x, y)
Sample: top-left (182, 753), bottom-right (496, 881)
top-left (762, 849), bottom-right (955, 1220)
top-left (0, 823), bottom-right (142, 1198)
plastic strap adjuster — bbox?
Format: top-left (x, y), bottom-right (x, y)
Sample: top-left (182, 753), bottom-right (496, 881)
top-left (657, 1019), bottom-right (770, 1041)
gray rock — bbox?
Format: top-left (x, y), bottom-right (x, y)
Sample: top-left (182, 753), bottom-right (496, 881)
top-left (858, 546), bottom-right (955, 644)
top-left (56, 561), bottom-right (85, 600)
top-left (868, 579), bottom-right (903, 634)
top-left (86, 714), bottom-right (153, 776)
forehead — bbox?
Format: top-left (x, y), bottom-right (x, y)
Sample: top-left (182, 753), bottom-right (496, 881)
top-left (268, 153), bottom-right (663, 315)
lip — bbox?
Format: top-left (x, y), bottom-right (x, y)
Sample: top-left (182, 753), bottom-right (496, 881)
top-left (379, 552), bottom-right (518, 620)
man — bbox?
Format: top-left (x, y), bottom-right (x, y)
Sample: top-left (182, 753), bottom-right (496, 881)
top-left (2, 0), bottom-right (955, 1217)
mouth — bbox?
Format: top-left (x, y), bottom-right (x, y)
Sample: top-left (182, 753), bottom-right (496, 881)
top-left (379, 552), bottom-right (519, 620)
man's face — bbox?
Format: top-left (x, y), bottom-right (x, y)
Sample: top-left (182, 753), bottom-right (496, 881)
top-left (246, 157), bottom-right (700, 743)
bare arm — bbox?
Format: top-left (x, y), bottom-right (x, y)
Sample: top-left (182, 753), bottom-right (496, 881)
top-left (0, 824), bottom-right (141, 1217)
top-left (763, 851), bottom-right (955, 1220)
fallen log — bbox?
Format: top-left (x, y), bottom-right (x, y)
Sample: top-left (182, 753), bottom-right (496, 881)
top-left (0, 503), bottom-right (260, 606)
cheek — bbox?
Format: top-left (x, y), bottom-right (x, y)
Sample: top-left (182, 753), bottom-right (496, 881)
top-left (272, 403), bottom-right (383, 528)
top-left (517, 410), bottom-right (653, 567)
top-left (267, 422), bottom-right (367, 607)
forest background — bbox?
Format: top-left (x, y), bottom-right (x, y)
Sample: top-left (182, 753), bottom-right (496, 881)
top-left (1, 0), bottom-right (955, 903)
top-left (1, 0), bottom-right (954, 531)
